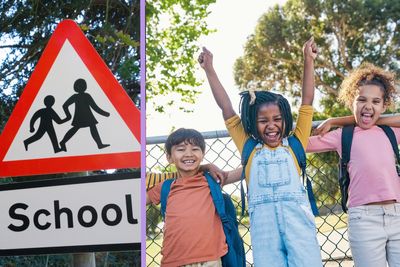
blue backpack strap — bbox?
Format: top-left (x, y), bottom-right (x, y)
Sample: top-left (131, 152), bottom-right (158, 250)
top-left (204, 172), bottom-right (227, 221)
top-left (288, 135), bottom-right (319, 216)
top-left (160, 178), bottom-right (175, 220)
top-left (205, 172), bottom-right (246, 267)
top-left (240, 137), bottom-right (258, 216)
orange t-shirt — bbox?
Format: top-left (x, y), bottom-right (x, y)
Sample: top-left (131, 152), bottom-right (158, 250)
top-left (147, 172), bottom-right (228, 267)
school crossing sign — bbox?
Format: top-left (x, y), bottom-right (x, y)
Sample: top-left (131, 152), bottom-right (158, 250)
top-left (0, 20), bottom-right (140, 177)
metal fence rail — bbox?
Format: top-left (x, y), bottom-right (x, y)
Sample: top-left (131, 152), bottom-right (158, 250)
top-left (146, 129), bottom-right (353, 267)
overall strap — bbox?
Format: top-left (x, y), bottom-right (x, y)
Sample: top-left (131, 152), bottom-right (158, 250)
top-left (340, 124), bottom-right (355, 212)
top-left (288, 135), bottom-right (319, 216)
top-left (240, 137), bottom-right (258, 216)
top-left (160, 178), bottom-right (175, 220)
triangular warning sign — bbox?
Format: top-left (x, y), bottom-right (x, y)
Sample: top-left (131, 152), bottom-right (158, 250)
top-left (0, 20), bottom-right (140, 177)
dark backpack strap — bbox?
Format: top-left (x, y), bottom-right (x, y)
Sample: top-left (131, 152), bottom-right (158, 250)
top-left (160, 178), bottom-right (175, 220)
top-left (240, 137), bottom-right (258, 216)
top-left (341, 125), bottom-right (355, 164)
top-left (340, 124), bottom-right (355, 212)
top-left (288, 135), bottom-right (319, 216)
top-left (378, 125), bottom-right (400, 177)
top-left (378, 125), bottom-right (400, 164)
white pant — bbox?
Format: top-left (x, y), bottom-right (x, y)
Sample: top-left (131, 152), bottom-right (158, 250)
top-left (348, 204), bottom-right (400, 267)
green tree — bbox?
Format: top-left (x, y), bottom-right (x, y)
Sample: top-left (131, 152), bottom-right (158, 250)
top-left (0, 0), bottom-right (139, 130)
top-left (146, 0), bottom-right (216, 113)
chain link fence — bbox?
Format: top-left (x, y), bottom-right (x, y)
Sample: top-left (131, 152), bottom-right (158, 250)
top-left (146, 129), bottom-right (353, 267)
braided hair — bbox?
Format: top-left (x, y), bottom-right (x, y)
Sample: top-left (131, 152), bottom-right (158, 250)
top-left (240, 91), bottom-right (293, 142)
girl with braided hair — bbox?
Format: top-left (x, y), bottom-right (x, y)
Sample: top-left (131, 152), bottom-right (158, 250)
top-left (198, 38), bottom-right (322, 267)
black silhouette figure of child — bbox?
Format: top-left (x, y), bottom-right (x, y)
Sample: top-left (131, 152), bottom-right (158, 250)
top-left (59, 78), bottom-right (110, 152)
top-left (23, 95), bottom-right (67, 153)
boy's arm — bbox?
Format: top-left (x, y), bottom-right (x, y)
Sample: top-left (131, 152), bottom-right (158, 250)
top-left (62, 98), bottom-right (73, 121)
top-left (199, 47), bottom-right (236, 120)
top-left (29, 111), bottom-right (40, 132)
top-left (377, 115), bottom-right (400, 127)
top-left (301, 37), bottom-right (317, 105)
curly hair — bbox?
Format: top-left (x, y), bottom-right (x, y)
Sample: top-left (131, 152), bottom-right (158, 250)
top-left (338, 63), bottom-right (397, 109)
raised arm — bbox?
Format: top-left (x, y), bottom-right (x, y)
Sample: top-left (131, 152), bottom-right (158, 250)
top-left (198, 47), bottom-right (236, 120)
top-left (301, 37), bottom-right (318, 105)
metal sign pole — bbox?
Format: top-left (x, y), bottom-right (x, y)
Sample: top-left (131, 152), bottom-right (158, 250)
top-left (70, 171), bottom-right (95, 267)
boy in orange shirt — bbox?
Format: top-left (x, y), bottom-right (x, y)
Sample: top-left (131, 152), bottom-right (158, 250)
top-left (146, 128), bottom-right (228, 267)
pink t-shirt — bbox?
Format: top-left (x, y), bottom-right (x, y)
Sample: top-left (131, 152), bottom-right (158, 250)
top-left (307, 126), bottom-right (400, 208)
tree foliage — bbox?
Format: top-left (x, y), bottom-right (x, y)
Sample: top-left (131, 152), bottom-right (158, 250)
top-left (146, 0), bottom-right (216, 113)
top-left (234, 0), bottom-right (400, 112)
top-left (0, 0), bottom-right (140, 130)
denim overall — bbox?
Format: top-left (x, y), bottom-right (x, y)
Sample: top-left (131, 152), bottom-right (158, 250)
top-left (248, 139), bottom-right (322, 267)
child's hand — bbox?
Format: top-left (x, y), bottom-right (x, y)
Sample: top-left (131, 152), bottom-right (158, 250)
top-left (198, 47), bottom-right (214, 71)
top-left (313, 118), bottom-right (333, 136)
top-left (303, 37), bottom-right (318, 60)
top-left (200, 163), bottom-right (227, 185)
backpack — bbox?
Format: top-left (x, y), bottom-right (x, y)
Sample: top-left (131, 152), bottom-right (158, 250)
top-left (240, 135), bottom-right (319, 216)
top-left (160, 172), bottom-right (246, 267)
top-left (340, 124), bottom-right (400, 212)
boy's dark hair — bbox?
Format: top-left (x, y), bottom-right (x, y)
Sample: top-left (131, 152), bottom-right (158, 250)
top-left (240, 91), bottom-right (293, 141)
top-left (165, 128), bottom-right (206, 156)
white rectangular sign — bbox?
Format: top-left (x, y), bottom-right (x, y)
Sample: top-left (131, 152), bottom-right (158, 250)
top-left (0, 172), bottom-right (140, 255)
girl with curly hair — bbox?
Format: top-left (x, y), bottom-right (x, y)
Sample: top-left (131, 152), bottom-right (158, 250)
top-left (308, 63), bottom-right (400, 267)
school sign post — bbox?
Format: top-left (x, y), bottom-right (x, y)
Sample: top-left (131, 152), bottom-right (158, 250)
top-left (0, 20), bottom-right (141, 256)
top-left (0, 173), bottom-right (141, 255)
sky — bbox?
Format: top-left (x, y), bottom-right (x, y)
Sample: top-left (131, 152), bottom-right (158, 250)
top-left (146, 0), bottom-right (288, 137)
